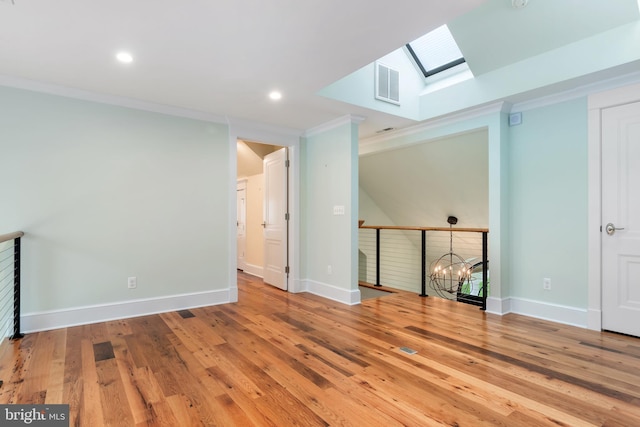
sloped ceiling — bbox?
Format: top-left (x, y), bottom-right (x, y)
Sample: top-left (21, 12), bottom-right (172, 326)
top-left (237, 140), bottom-right (280, 178)
top-left (322, 0), bottom-right (640, 134)
top-left (450, 0), bottom-right (640, 76)
top-left (359, 129), bottom-right (488, 229)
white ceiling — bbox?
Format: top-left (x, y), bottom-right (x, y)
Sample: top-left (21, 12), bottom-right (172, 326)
top-left (3, 1), bottom-right (638, 139)
top-left (0, 0), bottom-right (485, 136)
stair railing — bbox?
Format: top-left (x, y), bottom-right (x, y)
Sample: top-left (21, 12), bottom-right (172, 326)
top-left (358, 224), bottom-right (489, 310)
top-left (0, 231), bottom-right (25, 341)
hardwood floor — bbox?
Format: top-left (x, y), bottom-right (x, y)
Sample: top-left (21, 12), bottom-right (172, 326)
top-left (1, 272), bottom-right (639, 426)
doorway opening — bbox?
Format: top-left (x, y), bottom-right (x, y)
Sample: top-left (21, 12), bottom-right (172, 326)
top-left (237, 139), bottom-right (289, 291)
top-left (358, 129), bottom-right (489, 299)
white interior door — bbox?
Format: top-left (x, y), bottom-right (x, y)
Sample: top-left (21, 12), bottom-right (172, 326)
top-left (263, 147), bottom-right (288, 290)
top-left (237, 182), bottom-right (247, 271)
top-left (602, 100), bottom-right (640, 337)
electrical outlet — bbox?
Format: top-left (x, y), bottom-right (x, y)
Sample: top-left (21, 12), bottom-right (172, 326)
top-left (128, 276), bottom-right (137, 289)
top-left (327, 265), bottom-right (332, 275)
top-left (543, 278), bottom-right (551, 290)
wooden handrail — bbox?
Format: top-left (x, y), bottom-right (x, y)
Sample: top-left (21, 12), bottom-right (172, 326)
top-left (0, 231), bottom-right (24, 244)
top-left (359, 225), bottom-right (489, 233)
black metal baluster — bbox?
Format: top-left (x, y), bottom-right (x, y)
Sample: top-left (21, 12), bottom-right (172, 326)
top-left (375, 229), bottom-right (381, 286)
top-left (11, 237), bottom-right (23, 340)
top-left (481, 231), bottom-right (488, 311)
top-left (420, 230), bottom-right (428, 297)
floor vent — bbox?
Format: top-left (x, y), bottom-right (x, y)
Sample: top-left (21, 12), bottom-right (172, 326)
top-left (399, 346), bottom-right (417, 355)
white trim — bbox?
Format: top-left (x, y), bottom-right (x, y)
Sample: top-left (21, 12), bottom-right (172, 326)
top-left (588, 80), bottom-right (640, 109)
top-left (486, 296), bottom-right (511, 315)
top-left (304, 115), bottom-right (366, 138)
top-left (587, 107), bottom-right (602, 331)
top-left (0, 74), bottom-right (228, 124)
top-left (241, 263), bottom-right (264, 278)
top-left (359, 101), bottom-right (506, 148)
top-left (21, 289), bottom-right (231, 333)
top-left (288, 278), bottom-right (306, 293)
top-left (236, 179), bottom-right (248, 272)
top-left (588, 309), bottom-right (602, 331)
top-left (586, 81), bottom-right (640, 331)
top-left (508, 297), bottom-right (588, 329)
top-left (228, 118), bottom-right (303, 143)
top-left (302, 279), bottom-right (361, 305)
top-left (513, 70), bottom-right (640, 113)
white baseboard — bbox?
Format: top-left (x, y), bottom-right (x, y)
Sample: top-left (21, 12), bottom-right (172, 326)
top-left (229, 286), bottom-right (238, 303)
top-left (587, 308), bottom-right (602, 331)
top-left (289, 278), bottom-right (306, 293)
top-left (302, 279), bottom-right (361, 305)
top-left (21, 289), bottom-right (232, 333)
top-left (242, 263), bottom-right (263, 278)
top-left (504, 297), bottom-right (588, 328)
top-left (486, 296), bottom-right (511, 315)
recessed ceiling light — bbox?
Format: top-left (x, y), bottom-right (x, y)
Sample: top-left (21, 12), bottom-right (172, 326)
top-left (269, 91), bottom-right (282, 101)
top-left (116, 51), bottom-right (133, 64)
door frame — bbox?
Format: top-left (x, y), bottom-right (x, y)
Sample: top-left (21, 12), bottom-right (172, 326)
top-left (228, 121), bottom-right (301, 302)
top-left (587, 81), bottom-right (640, 331)
top-left (236, 179), bottom-right (247, 271)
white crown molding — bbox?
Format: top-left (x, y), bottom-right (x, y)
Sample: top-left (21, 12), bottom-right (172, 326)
top-left (304, 114), bottom-right (366, 138)
top-left (227, 117), bottom-right (304, 144)
top-left (0, 73), bottom-right (229, 124)
top-left (512, 70), bottom-right (640, 113)
top-left (359, 101), bottom-right (506, 148)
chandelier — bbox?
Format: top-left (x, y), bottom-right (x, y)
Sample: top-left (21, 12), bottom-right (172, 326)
top-left (429, 216), bottom-right (472, 298)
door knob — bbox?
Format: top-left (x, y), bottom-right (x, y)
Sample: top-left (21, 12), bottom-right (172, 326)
top-left (605, 223), bottom-right (624, 235)
top-left (261, 222), bottom-right (266, 228)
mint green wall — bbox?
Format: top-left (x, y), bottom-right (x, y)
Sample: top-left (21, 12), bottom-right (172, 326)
top-left (0, 86), bottom-right (230, 314)
top-left (302, 123), bottom-right (358, 290)
top-left (508, 98), bottom-right (588, 307)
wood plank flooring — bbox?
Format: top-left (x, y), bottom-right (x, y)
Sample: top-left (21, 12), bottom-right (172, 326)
top-left (1, 271), bottom-right (639, 426)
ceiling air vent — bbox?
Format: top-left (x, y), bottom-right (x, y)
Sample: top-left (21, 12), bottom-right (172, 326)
top-left (375, 62), bottom-right (400, 105)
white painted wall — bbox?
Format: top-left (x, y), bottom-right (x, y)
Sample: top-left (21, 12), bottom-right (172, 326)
top-left (0, 86), bottom-right (231, 331)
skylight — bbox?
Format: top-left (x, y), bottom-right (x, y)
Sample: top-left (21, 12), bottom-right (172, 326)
top-left (406, 25), bottom-right (466, 78)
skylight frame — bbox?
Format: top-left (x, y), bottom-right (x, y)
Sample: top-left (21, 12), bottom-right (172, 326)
top-left (406, 25), bottom-right (467, 79)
